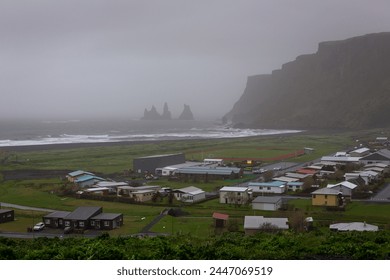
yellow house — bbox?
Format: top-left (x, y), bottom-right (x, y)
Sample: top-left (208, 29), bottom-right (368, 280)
top-left (311, 188), bottom-right (342, 207)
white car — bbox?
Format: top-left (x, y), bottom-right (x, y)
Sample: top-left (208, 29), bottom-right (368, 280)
top-left (33, 222), bottom-right (45, 231)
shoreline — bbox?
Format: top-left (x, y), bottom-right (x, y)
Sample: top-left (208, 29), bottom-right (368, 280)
top-left (0, 131), bottom-right (306, 152)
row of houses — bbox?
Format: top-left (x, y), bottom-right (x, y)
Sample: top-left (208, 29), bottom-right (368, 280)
top-left (43, 206), bottom-right (123, 231)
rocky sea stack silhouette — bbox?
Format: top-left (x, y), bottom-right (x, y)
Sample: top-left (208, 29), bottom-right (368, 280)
top-left (141, 103), bottom-right (194, 120)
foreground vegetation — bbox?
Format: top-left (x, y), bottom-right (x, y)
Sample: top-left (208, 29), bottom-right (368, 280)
top-left (0, 230), bottom-right (389, 260)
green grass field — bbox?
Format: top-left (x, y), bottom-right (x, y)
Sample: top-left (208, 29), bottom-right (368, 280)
top-left (1, 130), bottom-right (389, 237)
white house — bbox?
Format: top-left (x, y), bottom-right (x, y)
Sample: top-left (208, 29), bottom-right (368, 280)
top-left (344, 171), bottom-right (379, 185)
top-left (244, 216), bottom-right (289, 235)
top-left (252, 196), bottom-right (283, 211)
top-left (248, 181), bottom-right (286, 194)
top-left (327, 181), bottom-right (358, 197)
top-left (349, 147), bottom-right (370, 157)
top-left (173, 186), bottom-right (206, 203)
top-left (219, 186), bottom-right (252, 204)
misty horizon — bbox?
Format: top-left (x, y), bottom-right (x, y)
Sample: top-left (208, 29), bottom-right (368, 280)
top-left (1, 1), bottom-right (390, 120)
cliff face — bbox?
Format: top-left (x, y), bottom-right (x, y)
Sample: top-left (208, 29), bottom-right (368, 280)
top-left (225, 32), bottom-right (390, 129)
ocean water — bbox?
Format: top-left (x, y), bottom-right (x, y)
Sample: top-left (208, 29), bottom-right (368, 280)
top-left (0, 119), bottom-right (301, 147)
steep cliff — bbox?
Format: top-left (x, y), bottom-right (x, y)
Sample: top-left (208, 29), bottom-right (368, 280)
top-left (225, 32), bottom-right (390, 129)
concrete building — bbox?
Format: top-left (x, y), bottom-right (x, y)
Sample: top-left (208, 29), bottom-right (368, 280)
top-left (252, 196), bottom-right (283, 211)
top-left (219, 186), bottom-right (252, 205)
top-left (133, 153), bottom-right (186, 174)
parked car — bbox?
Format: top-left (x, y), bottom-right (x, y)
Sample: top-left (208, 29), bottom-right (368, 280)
top-left (33, 222), bottom-right (45, 231)
top-left (64, 226), bottom-right (73, 234)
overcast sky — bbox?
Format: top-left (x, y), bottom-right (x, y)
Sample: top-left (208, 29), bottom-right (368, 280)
top-left (1, 0), bottom-right (390, 120)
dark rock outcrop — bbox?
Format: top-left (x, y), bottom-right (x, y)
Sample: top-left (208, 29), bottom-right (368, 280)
top-left (161, 102), bottom-right (172, 120)
top-left (178, 104), bottom-right (194, 120)
top-left (141, 105), bottom-right (161, 120)
top-left (225, 32), bottom-right (390, 129)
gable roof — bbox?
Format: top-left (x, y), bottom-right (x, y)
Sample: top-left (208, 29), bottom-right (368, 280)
top-left (360, 149), bottom-right (390, 161)
top-left (68, 170), bottom-right (94, 177)
top-left (311, 188), bottom-right (341, 195)
top-left (74, 175), bottom-right (105, 183)
top-left (65, 206), bottom-right (102, 220)
top-left (175, 186), bottom-right (205, 195)
top-left (331, 181), bottom-right (358, 190)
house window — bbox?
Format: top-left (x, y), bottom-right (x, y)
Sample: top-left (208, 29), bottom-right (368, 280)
top-left (65, 221), bottom-right (70, 227)
top-left (45, 219), bottom-right (50, 224)
top-left (267, 187), bottom-right (271, 190)
top-left (325, 195), bottom-right (328, 199)
top-left (91, 221), bottom-right (95, 226)
top-left (237, 192), bottom-right (241, 196)
top-left (104, 221), bottom-right (110, 227)
top-left (79, 221), bottom-right (85, 227)
top-left (313, 195), bottom-right (316, 198)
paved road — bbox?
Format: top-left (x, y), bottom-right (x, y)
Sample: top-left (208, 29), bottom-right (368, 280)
top-left (370, 183), bottom-right (390, 202)
top-left (0, 202), bottom-right (55, 212)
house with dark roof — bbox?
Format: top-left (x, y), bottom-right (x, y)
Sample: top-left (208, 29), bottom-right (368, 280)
top-left (90, 213), bottom-right (123, 230)
top-left (43, 211), bottom-right (71, 228)
top-left (360, 149), bottom-right (390, 165)
top-left (43, 206), bottom-right (123, 231)
top-left (0, 209), bottom-right (14, 223)
top-left (63, 206), bottom-right (102, 229)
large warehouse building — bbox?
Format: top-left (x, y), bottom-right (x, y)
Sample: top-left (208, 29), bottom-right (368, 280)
top-left (133, 153), bottom-right (186, 173)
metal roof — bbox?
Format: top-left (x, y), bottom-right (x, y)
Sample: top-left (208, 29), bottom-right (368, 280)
top-left (175, 166), bottom-right (241, 175)
top-left (249, 181), bottom-right (286, 187)
top-left (64, 206), bottom-right (102, 220)
top-left (244, 216), bottom-right (289, 230)
top-left (74, 175), bottom-right (105, 183)
top-left (272, 176), bottom-right (299, 183)
top-left (252, 196), bottom-right (283, 204)
top-left (219, 186), bottom-right (251, 192)
top-left (331, 181), bottom-right (358, 190)
top-left (175, 186), bottom-right (205, 195)
top-left (91, 213), bottom-right (122, 220)
top-left (44, 211), bottom-right (71, 219)
top-left (329, 222), bottom-right (378, 232)
top-left (321, 156), bottom-right (361, 162)
top-left (68, 170), bottom-right (94, 177)
top-left (311, 188), bottom-right (341, 195)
